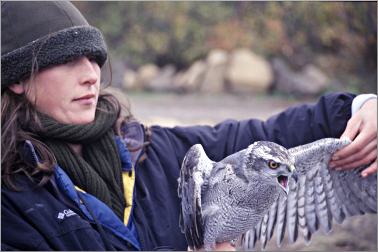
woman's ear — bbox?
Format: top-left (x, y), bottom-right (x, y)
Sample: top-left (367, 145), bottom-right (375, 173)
top-left (8, 83), bottom-right (26, 94)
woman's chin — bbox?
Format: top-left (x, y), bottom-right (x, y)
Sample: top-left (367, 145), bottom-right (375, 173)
top-left (73, 115), bottom-right (96, 125)
top-left (63, 112), bottom-right (96, 125)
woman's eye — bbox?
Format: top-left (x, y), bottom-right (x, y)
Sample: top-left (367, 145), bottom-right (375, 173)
top-left (268, 160), bottom-right (279, 169)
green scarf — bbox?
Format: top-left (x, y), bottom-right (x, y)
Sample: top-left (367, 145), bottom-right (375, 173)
top-left (31, 98), bottom-right (126, 220)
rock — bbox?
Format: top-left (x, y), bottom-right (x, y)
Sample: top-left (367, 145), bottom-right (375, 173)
top-left (271, 57), bottom-right (294, 92)
top-left (199, 49), bottom-right (229, 93)
top-left (207, 49), bottom-right (229, 65)
top-left (226, 48), bottom-right (273, 93)
top-left (134, 64), bottom-right (159, 90)
top-left (122, 68), bottom-right (137, 91)
top-left (302, 64), bottom-right (329, 90)
top-left (174, 60), bottom-right (207, 93)
top-left (272, 58), bottom-right (330, 96)
top-left (145, 65), bottom-right (176, 92)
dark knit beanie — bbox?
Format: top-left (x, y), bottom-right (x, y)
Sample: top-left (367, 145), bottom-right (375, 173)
top-left (1, 1), bottom-right (108, 89)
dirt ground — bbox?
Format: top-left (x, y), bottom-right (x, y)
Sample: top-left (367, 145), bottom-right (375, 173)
top-left (126, 92), bottom-right (312, 127)
top-left (119, 90), bottom-right (377, 251)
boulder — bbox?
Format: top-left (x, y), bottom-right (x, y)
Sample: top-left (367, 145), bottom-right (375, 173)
top-left (199, 49), bottom-right (229, 93)
top-left (302, 64), bottom-right (329, 91)
top-left (207, 49), bottom-right (229, 65)
top-left (122, 68), bottom-right (137, 91)
top-left (145, 65), bottom-right (176, 92)
top-left (174, 60), bottom-right (207, 93)
top-left (225, 48), bottom-right (273, 93)
top-left (134, 64), bottom-right (160, 90)
top-left (272, 58), bottom-right (330, 96)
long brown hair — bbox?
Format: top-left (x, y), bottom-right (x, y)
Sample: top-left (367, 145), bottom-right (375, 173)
top-left (1, 88), bottom-right (56, 190)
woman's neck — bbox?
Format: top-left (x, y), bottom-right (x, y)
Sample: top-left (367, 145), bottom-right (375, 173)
top-left (68, 144), bottom-right (82, 156)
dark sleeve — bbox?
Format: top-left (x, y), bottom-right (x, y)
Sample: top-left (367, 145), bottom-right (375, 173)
top-left (151, 92), bottom-right (355, 163)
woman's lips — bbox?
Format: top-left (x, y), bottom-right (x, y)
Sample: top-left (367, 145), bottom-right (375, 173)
top-left (73, 94), bottom-right (96, 105)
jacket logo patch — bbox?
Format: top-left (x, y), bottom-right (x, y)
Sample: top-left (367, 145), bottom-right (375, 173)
top-left (57, 209), bottom-right (77, 220)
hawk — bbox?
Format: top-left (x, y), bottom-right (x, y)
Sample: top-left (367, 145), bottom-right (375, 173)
top-left (177, 138), bottom-right (377, 250)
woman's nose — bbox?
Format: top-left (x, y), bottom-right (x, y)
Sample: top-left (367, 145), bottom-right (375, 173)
top-left (77, 57), bottom-right (99, 86)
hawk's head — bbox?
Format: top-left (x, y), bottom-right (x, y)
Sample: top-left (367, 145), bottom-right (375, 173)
top-left (246, 141), bottom-right (296, 194)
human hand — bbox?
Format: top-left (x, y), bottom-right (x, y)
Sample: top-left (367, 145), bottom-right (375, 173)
top-left (212, 242), bottom-right (235, 251)
top-left (329, 98), bottom-right (377, 177)
top-left (190, 242), bottom-right (235, 251)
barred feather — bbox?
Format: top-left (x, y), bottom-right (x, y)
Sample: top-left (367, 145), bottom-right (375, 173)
top-left (276, 195), bottom-right (287, 247)
top-left (315, 175), bottom-right (331, 233)
top-left (304, 171), bottom-right (318, 233)
top-left (321, 167), bottom-right (345, 224)
top-left (297, 176), bottom-right (311, 242)
top-left (260, 214), bottom-right (269, 250)
top-left (266, 200), bottom-right (278, 240)
top-left (287, 179), bottom-right (298, 243)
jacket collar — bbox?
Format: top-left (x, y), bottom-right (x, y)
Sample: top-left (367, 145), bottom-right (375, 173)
top-left (21, 140), bottom-right (42, 166)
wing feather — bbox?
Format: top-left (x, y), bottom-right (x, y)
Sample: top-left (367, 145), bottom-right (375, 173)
top-left (242, 198), bottom-right (280, 250)
top-left (266, 200), bottom-right (278, 240)
top-left (304, 172), bottom-right (318, 233)
top-left (314, 170), bottom-right (332, 233)
top-left (320, 164), bottom-right (345, 224)
top-left (255, 218), bottom-right (262, 241)
top-left (330, 169), bottom-right (355, 217)
top-left (297, 175), bottom-right (311, 242)
top-left (241, 138), bottom-right (377, 251)
top-left (286, 179), bottom-right (298, 243)
top-left (336, 170), bottom-right (364, 215)
top-left (275, 195), bottom-right (287, 247)
top-left (354, 169), bottom-right (377, 212)
top-left (178, 144), bottom-right (214, 250)
top-left (345, 168), bottom-right (376, 213)
top-left (260, 213), bottom-right (269, 249)
top-left (241, 228), bottom-right (256, 250)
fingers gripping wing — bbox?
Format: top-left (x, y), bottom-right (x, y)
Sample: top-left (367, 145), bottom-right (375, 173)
top-left (241, 138), bottom-right (377, 250)
top-left (178, 144), bottom-right (214, 250)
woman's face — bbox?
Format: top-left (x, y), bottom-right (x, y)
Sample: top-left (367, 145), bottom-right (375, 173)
top-left (12, 56), bottom-right (101, 124)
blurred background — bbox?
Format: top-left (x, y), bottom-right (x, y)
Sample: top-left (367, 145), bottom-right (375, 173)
top-left (74, 1), bottom-right (377, 127)
top-left (74, 2), bottom-right (377, 251)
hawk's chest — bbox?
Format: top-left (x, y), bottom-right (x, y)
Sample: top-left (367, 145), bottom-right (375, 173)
top-left (205, 168), bottom-right (280, 214)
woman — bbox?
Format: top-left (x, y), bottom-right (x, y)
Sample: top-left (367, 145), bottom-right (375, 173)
top-left (1, 1), bottom-right (376, 251)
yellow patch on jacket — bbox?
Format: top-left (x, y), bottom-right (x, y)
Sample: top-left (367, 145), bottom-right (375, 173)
top-left (122, 168), bottom-right (135, 225)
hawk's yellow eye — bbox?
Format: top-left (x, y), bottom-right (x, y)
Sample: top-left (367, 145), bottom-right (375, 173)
top-left (268, 160), bottom-right (279, 169)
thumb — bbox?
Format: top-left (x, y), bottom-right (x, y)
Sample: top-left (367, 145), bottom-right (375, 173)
top-left (340, 114), bottom-right (361, 141)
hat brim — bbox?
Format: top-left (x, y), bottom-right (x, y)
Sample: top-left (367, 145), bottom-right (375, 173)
top-left (1, 25), bottom-right (107, 88)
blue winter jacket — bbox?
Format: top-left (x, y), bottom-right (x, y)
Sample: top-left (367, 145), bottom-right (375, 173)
top-left (1, 92), bottom-right (354, 250)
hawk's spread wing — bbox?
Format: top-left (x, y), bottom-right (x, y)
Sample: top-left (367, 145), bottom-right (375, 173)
top-left (241, 138), bottom-right (377, 250)
top-left (178, 144), bottom-right (214, 250)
